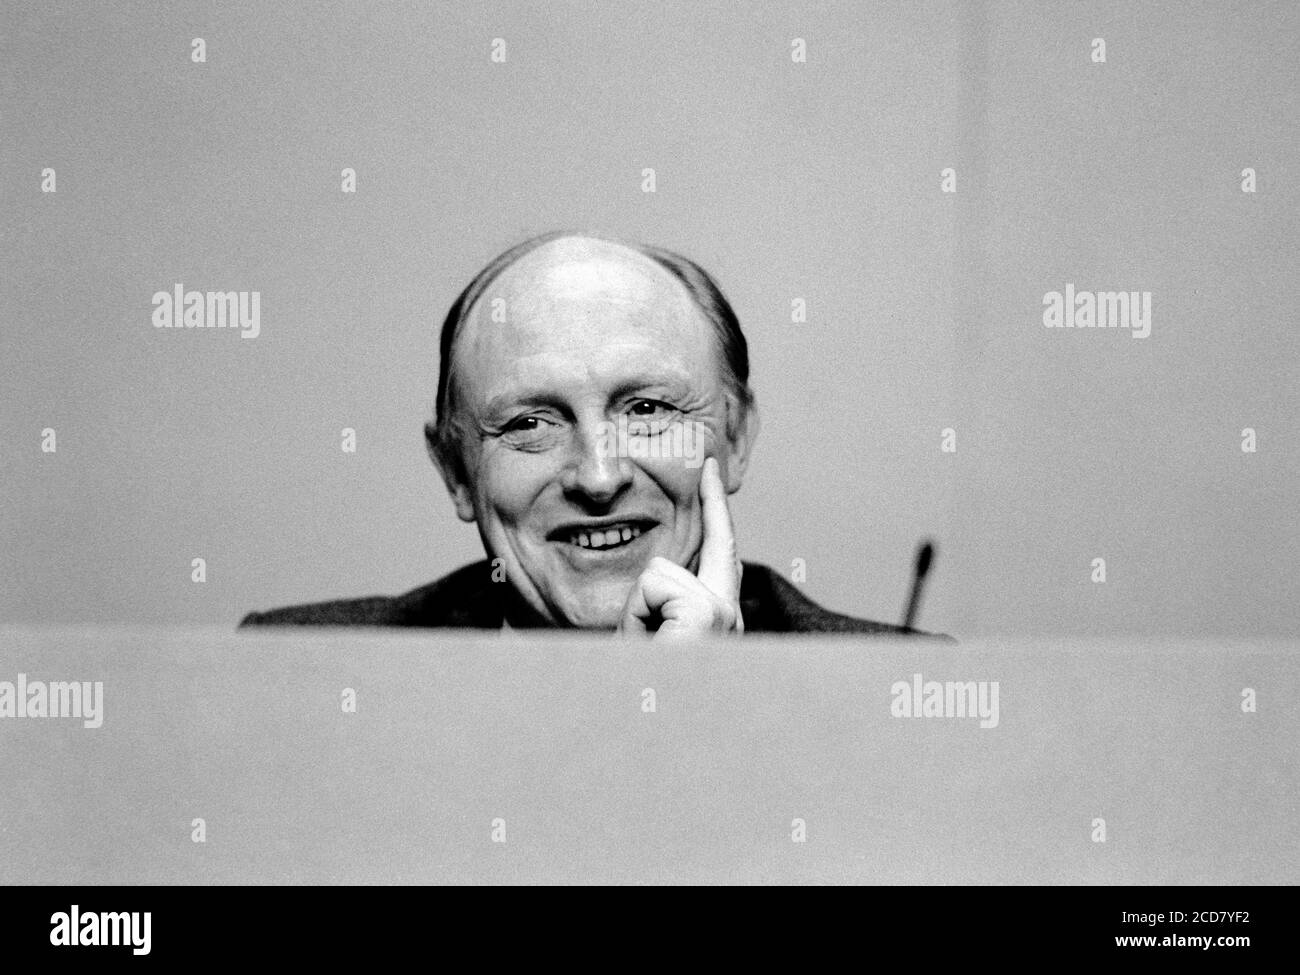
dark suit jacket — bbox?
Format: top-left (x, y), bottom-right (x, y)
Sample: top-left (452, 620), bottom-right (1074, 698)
top-left (240, 560), bottom-right (951, 638)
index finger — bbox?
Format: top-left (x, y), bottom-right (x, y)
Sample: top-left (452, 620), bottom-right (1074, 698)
top-left (696, 456), bottom-right (740, 598)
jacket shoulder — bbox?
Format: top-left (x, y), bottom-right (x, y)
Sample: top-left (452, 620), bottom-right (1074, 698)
top-left (239, 595), bottom-right (400, 628)
top-left (739, 562), bottom-right (955, 640)
top-left (239, 561), bottom-right (496, 628)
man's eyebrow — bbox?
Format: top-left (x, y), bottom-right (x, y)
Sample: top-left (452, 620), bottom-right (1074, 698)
top-left (480, 374), bottom-right (696, 415)
top-left (481, 390), bottom-right (568, 417)
top-left (606, 376), bottom-right (694, 399)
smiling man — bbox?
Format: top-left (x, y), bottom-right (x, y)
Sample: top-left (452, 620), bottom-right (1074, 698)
top-left (240, 232), bottom-right (947, 638)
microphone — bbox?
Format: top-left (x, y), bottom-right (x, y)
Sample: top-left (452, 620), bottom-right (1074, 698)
top-left (901, 540), bottom-right (935, 631)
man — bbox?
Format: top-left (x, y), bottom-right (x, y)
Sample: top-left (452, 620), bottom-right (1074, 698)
top-left (241, 232), bottom-right (949, 639)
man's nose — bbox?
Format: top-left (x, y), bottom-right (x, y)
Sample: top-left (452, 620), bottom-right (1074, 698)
top-left (561, 422), bottom-right (632, 504)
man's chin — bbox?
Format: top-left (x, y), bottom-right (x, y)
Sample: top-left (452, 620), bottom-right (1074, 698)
top-left (549, 579), bottom-right (636, 630)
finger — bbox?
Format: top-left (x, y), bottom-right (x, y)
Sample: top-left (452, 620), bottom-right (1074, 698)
top-left (619, 558), bottom-right (685, 632)
top-left (696, 456), bottom-right (739, 599)
top-left (618, 587), bottom-right (651, 635)
top-left (619, 558), bottom-right (720, 633)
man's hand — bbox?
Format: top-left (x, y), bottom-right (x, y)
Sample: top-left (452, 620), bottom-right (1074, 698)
top-left (618, 457), bottom-right (744, 638)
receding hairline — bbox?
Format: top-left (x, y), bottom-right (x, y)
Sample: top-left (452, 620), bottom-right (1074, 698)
top-left (446, 233), bottom-right (726, 409)
top-left (460, 233), bottom-right (703, 329)
top-left (431, 231), bottom-right (753, 468)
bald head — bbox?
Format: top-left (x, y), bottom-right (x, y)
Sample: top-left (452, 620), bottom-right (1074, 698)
top-left (488, 236), bottom-right (692, 327)
top-left (428, 232), bottom-right (753, 473)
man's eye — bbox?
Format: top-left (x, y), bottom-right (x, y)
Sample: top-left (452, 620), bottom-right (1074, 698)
top-left (625, 400), bottom-right (676, 434)
top-left (501, 415), bottom-right (559, 447)
top-left (630, 398), bottom-right (670, 414)
top-left (627, 399), bottom-right (676, 419)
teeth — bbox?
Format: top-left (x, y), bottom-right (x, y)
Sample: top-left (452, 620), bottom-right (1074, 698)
top-left (568, 524), bottom-right (644, 549)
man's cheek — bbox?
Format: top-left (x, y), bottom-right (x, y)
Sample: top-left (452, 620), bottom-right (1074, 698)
top-left (672, 416), bottom-right (720, 471)
top-left (633, 462), bottom-right (703, 559)
top-left (634, 455), bottom-right (699, 507)
top-left (475, 459), bottom-right (541, 528)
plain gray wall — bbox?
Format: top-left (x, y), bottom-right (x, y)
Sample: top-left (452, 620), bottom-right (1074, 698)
top-left (3, 0), bottom-right (1297, 638)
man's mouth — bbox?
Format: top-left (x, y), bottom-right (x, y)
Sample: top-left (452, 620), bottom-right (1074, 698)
top-left (548, 519), bottom-right (657, 553)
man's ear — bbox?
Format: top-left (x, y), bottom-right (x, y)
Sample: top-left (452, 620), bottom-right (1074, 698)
top-left (723, 399), bottom-right (760, 494)
top-left (424, 421), bottom-right (477, 523)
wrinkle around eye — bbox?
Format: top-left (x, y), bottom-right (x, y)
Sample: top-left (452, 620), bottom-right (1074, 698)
top-left (497, 414), bottom-right (568, 450)
top-left (621, 400), bottom-right (681, 437)
top-left (625, 398), bottom-right (682, 420)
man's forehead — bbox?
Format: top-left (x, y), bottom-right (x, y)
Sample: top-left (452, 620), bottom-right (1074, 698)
top-left (454, 237), bottom-right (715, 381)
top-left (476, 350), bottom-right (699, 416)
top-left (483, 236), bottom-right (694, 320)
